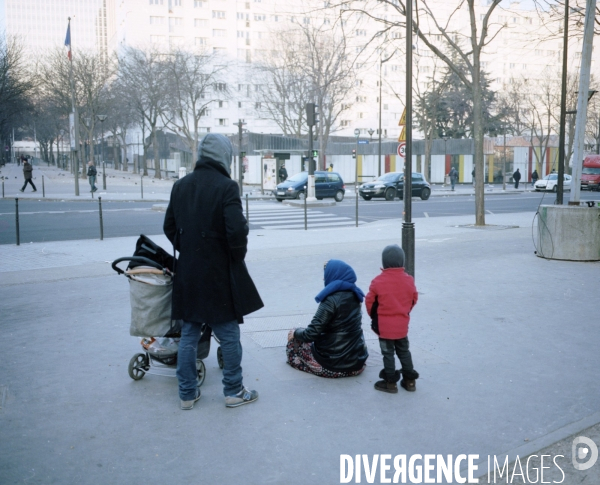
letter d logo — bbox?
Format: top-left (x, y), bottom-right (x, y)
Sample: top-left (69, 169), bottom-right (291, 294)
top-left (572, 436), bottom-right (598, 471)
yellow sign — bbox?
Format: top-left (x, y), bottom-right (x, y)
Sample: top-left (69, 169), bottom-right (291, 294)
top-left (398, 108), bottom-right (406, 126)
top-left (397, 126), bottom-right (406, 142)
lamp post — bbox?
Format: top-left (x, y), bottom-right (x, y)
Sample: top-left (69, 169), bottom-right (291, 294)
top-left (402, 0), bottom-right (415, 278)
top-left (502, 123), bottom-right (507, 191)
top-left (97, 114), bottom-right (107, 189)
top-left (354, 128), bottom-right (360, 226)
top-left (379, 51), bottom-right (395, 177)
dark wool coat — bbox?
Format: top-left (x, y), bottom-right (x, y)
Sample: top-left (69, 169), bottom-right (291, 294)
top-left (163, 160), bottom-right (263, 324)
top-left (23, 162), bottom-right (33, 180)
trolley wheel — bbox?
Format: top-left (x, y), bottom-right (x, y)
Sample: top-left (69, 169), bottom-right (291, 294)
top-left (217, 346), bottom-right (224, 369)
top-left (196, 359), bottom-right (206, 386)
top-left (128, 353), bottom-right (149, 381)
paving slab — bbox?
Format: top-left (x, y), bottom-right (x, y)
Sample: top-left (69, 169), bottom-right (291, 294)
top-left (0, 194), bottom-right (599, 484)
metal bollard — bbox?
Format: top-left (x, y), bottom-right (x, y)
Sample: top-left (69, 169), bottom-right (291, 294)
top-left (245, 193), bottom-right (249, 222)
top-left (99, 197), bottom-right (104, 241)
top-left (102, 162), bottom-right (106, 190)
top-left (141, 175), bottom-right (144, 199)
top-left (42, 175), bottom-right (45, 197)
top-left (304, 185), bottom-right (307, 230)
top-left (15, 198), bottom-right (20, 246)
top-left (2, 180), bottom-right (4, 198)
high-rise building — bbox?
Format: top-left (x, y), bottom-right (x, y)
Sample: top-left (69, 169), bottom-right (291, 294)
top-left (3, 0), bottom-right (108, 58)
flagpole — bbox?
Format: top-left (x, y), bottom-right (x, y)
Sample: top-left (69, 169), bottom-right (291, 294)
top-left (66, 17), bottom-right (80, 196)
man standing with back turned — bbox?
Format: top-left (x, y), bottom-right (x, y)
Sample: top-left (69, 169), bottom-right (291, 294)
top-left (164, 133), bottom-right (264, 410)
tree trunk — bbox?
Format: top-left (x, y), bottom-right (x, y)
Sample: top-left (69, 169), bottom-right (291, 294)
top-left (472, 59), bottom-right (486, 226)
top-left (424, 126), bottom-right (433, 182)
top-left (153, 128), bottom-right (161, 179)
top-left (142, 145), bottom-right (148, 177)
top-left (113, 141), bottom-right (118, 171)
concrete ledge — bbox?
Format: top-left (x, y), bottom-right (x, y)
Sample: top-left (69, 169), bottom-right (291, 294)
top-left (537, 204), bottom-right (600, 261)
top-left (283, 199), bottom-right (336, 208)
top-left (152, 203), bottom-right (168, 212)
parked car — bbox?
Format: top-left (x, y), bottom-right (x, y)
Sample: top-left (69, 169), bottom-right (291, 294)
top-left (273, 171), bottom-right (345, 202)
top-left (359, 172), bottom-right (431, 201)
top-left (581, 155), bottom-right (600, 191)
top-left (534, 173), bottom-right (571, 192)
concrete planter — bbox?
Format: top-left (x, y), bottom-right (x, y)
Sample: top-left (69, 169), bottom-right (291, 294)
top-left (537, 204), bottom-right (600, 261)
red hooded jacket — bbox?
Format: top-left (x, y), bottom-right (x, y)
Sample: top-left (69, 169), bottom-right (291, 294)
top-left (365, 267), bottom-right (418, 339)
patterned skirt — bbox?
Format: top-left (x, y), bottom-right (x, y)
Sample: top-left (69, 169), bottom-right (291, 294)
top-left (286, 338), bottom-right (365, 379)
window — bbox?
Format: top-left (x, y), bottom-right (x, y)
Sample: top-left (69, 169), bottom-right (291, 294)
top-left (341, 103), bottom-right (351, 110)
top-left (195, 19), bottom-right (207, 28)
top-left (213, 29), bottom-right (226, 37)
top-left (421, 66), bottom-right (430, 73)
top-left (216, 100), bottom-right (228, 108)
top-left (216, 118), bottom-right (228, 126)
top-left (303, 17), bottom-right (310, 24)
top-left (271, 15), bottom-right (279, 22)
top-left (392, 32), bottom-right (402, 39)
top-left (255, 102), bottom-right (261, 109)
top-left (356, 96), bottom-right (366, 103)
top-left (169, 17), bottom-right (182, 32)
top-left (358, 113), bottom-right (363, 119)
top-left (214, 83), bottom-right (227, 91)
top-left (149, 0), bottom-right (164, 4)
top-left (171, 0), bottom-right (182, 5)
top-left (356, 29), bottom-right (366, 36)
top-left (195, 37), bottom-right (207, 45)
top-left (238, 101), bottom-right (242, 108)
top-left (254, 14), bottom-right (266, 21)
top-left (327, 173), bottom-right (341, 182)
top-left (509, 63), bottom-right (515, 69)
top-left (323, 18), bottom-right (330, 25)
top-left (340, 120), bottom-right (350, 127)
top-left (213, 11), bottom-right (226, 19)
top-left (150, 16), bottom-right (165, 25)
top-left (200, 108), bottom-right (210, 116)
top-left (194, 0), bottom-right (203, 7)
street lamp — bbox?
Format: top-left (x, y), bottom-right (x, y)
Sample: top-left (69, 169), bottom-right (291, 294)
top-left (97, 114), bottom-right (107, 189)
top-left (368, 128), bottom-right (374, 140)
top-left (379, 51), bottom-right (395, 177)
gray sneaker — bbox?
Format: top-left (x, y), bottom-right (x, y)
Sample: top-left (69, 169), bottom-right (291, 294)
top-left (180, 389), bottom-right (201, 410)
top-left (225, 387), bottom-right (258, 408)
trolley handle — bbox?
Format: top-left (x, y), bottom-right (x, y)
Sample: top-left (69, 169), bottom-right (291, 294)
top-left (111, 256), bottom-right (171, 276)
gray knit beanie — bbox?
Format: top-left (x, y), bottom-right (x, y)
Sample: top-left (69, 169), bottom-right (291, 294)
top-left (382, 244), bottom-right (405, 268)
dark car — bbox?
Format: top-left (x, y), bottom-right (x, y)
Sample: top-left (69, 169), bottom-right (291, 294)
top-left (274, 171), bottom-right (346, 202)
top-left (359, 172), bottom-right (431, 201)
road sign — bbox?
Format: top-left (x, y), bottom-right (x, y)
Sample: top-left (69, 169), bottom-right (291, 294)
top-left (398, 107), bottom-right (406, 126)
top-left (397, 142), bottom-right (406, 158)
top-left (358, 140), bottom-right (369, 144)
top-left (397, 126), bottom-right (406, 142)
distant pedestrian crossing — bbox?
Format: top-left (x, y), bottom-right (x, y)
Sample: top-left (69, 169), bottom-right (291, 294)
top-left (246, 204), bottom-right (366, 230)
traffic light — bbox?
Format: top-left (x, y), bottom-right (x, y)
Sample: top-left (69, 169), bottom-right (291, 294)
top-left (352, 149), bottom-right (356, 159)
top-left (240, 151), bottom-right (246, 159)
top-left (312, 150), bottom-right (318, 158)
top-left (306, 103), bottom-right (319, 127)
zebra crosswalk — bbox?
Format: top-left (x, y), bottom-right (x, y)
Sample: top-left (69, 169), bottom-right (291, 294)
top-left (246, 204), bottom-right (366, 230)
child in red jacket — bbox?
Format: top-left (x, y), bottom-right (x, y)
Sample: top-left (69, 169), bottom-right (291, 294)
top-left (365, 245), bottom-right (419, 393)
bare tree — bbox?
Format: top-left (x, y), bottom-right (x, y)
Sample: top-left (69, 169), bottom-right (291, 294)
top-left (162, 49), bottom-right (228, 163)
top-left (255, 20), bottom-right (356, 166)
top-left (336, 0), bottom-right (504, 225)
top-left (118, 47), bottom-right (169, 179)
top-left (0, 36), bottom-right (35, 157)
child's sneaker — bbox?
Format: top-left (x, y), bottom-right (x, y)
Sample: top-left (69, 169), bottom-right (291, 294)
top-left (374, 380), bottom-right (398, 393)
top-left (225, 387), bottom-right (258, 408)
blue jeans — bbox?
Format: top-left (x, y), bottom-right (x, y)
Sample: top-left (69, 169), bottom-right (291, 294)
top-left (177, 320), bottom-right (243, 400)
top-left (88, 175), bottom-right (97, 191)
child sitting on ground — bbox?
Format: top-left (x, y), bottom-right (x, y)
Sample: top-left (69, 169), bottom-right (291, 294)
top-left (365, 245), bottom-right (419, 393)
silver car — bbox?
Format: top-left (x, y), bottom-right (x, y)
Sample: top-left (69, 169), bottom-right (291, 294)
top-left (534, 173), bottom-right (571, 192)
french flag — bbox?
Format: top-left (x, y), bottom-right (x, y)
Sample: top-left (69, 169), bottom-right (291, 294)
top-left (64, 23), bottom-right (71, 61)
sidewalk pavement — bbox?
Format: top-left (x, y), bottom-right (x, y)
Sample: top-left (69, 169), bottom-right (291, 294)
top-left (0, 161), bottom-right (536, 203)
top-left (1, 176), bottom-right (599, 484)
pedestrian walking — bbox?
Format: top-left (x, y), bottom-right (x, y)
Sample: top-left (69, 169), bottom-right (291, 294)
top-left (471, 167), bottom-right (476, 185)
top-left (531, 169), bottom-right (539, 187)
top-left (87, 161), bottom-right (98, 192)
top-left (513, 168), bottom-right (521, 189)
top-left (449, 167), bottom-right (458, 191)
top-left (278, 163), bottom-right (288, 182)
top-left (328, 163), bottom-right (334, 172)
top-left (164, 133), bottom-right (263, 411)
top-left (366, 245), bottom-right (419, 393)
top-left (19, 158), bottom-right (37, 192)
